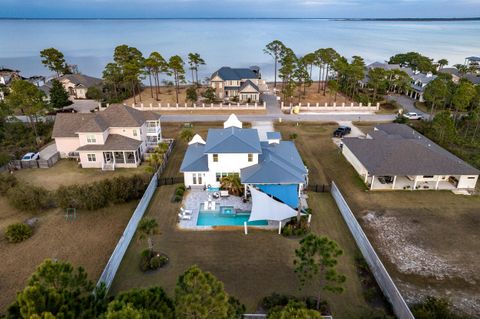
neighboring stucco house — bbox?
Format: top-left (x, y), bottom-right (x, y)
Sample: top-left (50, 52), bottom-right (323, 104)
top-left (42, 74), bottom-right (103, 100)
top-left (342, 124), bottom-right (479, 191)
top-left (180, 113), bottom-right (308, 205)
top-left (52, 104), bottom-right (162, 170)
top-left (361, 62), bottom-right (436, 102)
top-left (210, 66), bottom-right (266, 102)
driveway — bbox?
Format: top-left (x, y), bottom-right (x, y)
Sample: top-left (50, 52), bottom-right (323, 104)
top-left (332, 121), bottom-right (366, 146)
top-left (252, 121), bottom-right (274, 141)
top-left (39, 143), bottom-right (58, 160)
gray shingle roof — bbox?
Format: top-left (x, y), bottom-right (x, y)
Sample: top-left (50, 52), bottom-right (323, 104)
top-left (52, 113), bottom-right (96, 138)
top-left (241, 141), bottom-right (307, 184)
top-left (52, 104), bottom-right (161, 136)
top-left (239, 80), bottom-right (259, 93)
top-left (60, 74), bottom-right (103, 87)
top-left (179, 143), bottom-right (209, 172)
top-left (76, 134), bottom-right (142, 151)
top-left (204, 127), bottom-right (262, 154)
top-left (212, 67), bottom-right (259, 81)
top-left (343, 124), bottom-right (479, 176)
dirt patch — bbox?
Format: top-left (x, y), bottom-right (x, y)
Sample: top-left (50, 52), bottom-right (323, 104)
top-left (277, 82), bottom-right (353, 105)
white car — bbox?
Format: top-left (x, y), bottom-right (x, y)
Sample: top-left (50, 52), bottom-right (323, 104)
top-left (403, 112), bottom-right (423, 120)
top-left (21, 152), bottom-right (40, 161)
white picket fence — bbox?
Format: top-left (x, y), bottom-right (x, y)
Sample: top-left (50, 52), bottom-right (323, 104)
top-left (129, 101), bottom-right (267, 111)
top-left (282, 101), bottom-right (379, 112)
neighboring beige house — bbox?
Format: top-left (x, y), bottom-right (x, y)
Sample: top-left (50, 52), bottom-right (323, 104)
top-left (210, 66), bottom-right (266, 102)
top-left (342, 124), bottom-right (479, 191)
top-left (52, 104), bottom-right (162, 170)
top-left (42, 74), bottom-right (103, 100)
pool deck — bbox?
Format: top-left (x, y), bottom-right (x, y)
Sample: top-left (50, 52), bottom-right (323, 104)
top-left (178, 189), bottom-right (277, 230)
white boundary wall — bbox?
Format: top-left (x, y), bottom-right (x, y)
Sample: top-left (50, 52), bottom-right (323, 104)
top-left (330, 181), bottom-right (414, 319)
top-left (282, 102), bottom-right (379, 112)
top-left (127, 101), bottom-right (267, 111)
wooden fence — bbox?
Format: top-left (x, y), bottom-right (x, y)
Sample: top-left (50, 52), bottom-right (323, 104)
top-left (10, 152), bottom-right (60, 170)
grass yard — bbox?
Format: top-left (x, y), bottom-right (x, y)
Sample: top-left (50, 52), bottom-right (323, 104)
top-left (275, 122), bottom-right (480, 316)
top-left (110, 186), bottom-right (377, 318)
top-left (13, 160), bottom-right (149, 190)
top-left (0, 197), bottom-right (137, 312)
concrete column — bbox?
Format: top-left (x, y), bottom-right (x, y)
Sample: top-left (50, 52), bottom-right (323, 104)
top-left (278, 221), bottom-right (282, 234)
top-left (123, 151), bottom-right (126, 164)
top-left (364, 173), bottom-right (368, 184)
top-left (244, 222), bottom-right (248, 235)
top-left (435, 176), bottom-right (441, 190)
top-left (413, 176), bottom-right (418, 190)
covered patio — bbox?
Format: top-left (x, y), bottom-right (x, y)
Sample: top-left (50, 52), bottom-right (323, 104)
top-left (366, 175), bottom-right (457, 191)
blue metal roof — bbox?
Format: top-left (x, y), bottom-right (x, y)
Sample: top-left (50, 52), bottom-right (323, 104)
top-left (180, 143), bottom-right (209, 172)
top-left (212, 67), bottom-right (259, 81)
top-left (266, 132), bottom-right (281, 140)
top-left (204, 127), bottom-right (262, 154)
top-left (241, 141), bottom-right (307, 184)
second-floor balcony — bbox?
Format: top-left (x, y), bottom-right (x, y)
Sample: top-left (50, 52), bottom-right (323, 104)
top-left (146, 126), bottom-right (161, 134)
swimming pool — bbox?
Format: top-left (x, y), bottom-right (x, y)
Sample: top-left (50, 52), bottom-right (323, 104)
top-left (197, 204), bottom-right (268, 226)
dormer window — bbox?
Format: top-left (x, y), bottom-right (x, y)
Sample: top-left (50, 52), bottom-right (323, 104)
top-left (133, 129), bottom-right (138, 136)
top-left (213, 154), bottom-right (219, 162)
top-left (248, 153), bottom-right (253, 162)
top-left (86, 134), bottom-right (96, 143)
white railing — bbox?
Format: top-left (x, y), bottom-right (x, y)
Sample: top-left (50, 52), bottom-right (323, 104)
top-left (330, 181), bottom-right (414, 319)
top-left (281, 102), bottom-right (380, 112)
top-left (128, 101), bottom-right (267, 111)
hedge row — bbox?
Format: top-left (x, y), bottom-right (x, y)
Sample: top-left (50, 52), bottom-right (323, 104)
top-left (1, 174), bottom-right (150, 212)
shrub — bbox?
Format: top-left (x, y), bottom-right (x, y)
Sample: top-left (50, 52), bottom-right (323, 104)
top-left (173, 195), bottom-right (183, 203)
top-left (140, 249), bottom-right (168, 272)
top-left (281, 217), bottom-right (310, 237)
top-left (0, 174), bottom-right (17, 195)
top-left (7, 185), bottom-right (52, 212)
top-left (411, 296), bottom-right (464, 319)
top-left (289, 133), bottom-right (298, 140)
top-left (5, 223), bottom-right (32, 243)
top-left (261, 293), bottom-right (328, 314)
top-left (175, 188), bottom-right (185, 196)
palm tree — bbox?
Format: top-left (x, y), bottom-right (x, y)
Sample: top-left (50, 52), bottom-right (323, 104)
top-left (437, 59), bottom-right (448, 70)
top-left (220, 175), bottom-right (243, 196)
top-left (137, 218), bottom-right (159, 252)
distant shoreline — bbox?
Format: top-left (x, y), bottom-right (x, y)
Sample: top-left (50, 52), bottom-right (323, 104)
top-left (0, 17), bottom-right (479, 21)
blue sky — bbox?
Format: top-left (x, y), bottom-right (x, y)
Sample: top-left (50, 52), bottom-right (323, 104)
top-left (1, 0), bottom-right (479, 18)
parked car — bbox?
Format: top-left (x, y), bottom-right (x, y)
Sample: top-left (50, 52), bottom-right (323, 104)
top-left (403, 112), bottom-right (423, 120)
top-left (21, 152), bottom-right (39, 161)
top-left (333, 126), bottom-right (352, 138)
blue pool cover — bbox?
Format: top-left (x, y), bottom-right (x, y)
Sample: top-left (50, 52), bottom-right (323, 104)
top-left (256, 184), bottom-right (299, 208)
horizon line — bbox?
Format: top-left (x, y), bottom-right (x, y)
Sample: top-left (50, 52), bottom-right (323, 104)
top-left (1, 17), bottom-right (479, 21)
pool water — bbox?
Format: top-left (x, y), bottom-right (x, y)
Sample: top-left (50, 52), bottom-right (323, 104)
top-left (197, 204), bottom-right (267, 226)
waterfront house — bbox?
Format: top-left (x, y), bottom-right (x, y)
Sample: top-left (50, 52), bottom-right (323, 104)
top-left (342, 124), bottom-right (479, 191)
top-left (52, 104), bottom-right (162, 170)
top-left (210, 66), bottom-right (266, 102)
top-left (41, 74), bottom-right (103, 100)
top-left (180, 114), bottom-right (308, 223)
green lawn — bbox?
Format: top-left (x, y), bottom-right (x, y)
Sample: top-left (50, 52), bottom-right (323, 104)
top-left (110, 126), bottom-right (380, 317)
top-left (13, 159), bottom-right (149, 190)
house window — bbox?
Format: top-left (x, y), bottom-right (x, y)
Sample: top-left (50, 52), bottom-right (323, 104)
top-left (87, 154), bottom-right (96, 162)
top-left (213, 154), bottom-right (218, 162)
top-left (193, 174), bottom-right (197, 184)
top-left (86, 134), bottom-right (96, 143)
top-left (216, 173), bottom-right (221, 182)
top-left (133, 129), bottom-right (138, 136)
top-left (248, 153), bottom-right (253, 162)
top-left (468, 177), bottom-right (476, 179)
top-left (423, 175), bottom-right (434, 178)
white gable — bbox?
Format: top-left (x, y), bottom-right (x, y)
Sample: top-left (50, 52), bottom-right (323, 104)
top-left (188, 134), bottom-right (206, 145)
top-left (224, 114), bottom-right (242, 128)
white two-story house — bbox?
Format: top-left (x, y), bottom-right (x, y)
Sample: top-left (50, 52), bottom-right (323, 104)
top-left (180, 114), bottom-right (308, 211)
top-left (210, 66), bottom-right (266, 102)
top-left (52, 104), bottom-right (162, 170)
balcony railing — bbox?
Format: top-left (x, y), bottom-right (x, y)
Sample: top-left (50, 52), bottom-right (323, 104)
top-left (146, 126), bottom-right (160, 134)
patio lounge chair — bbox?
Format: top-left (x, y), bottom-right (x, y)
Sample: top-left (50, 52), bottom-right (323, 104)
top-left (180, 207), bottom-right (193, 215)
top-left (178, 213), bottom-right (191, 221)
top-left (220, 190), bottom-right (229, 197)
